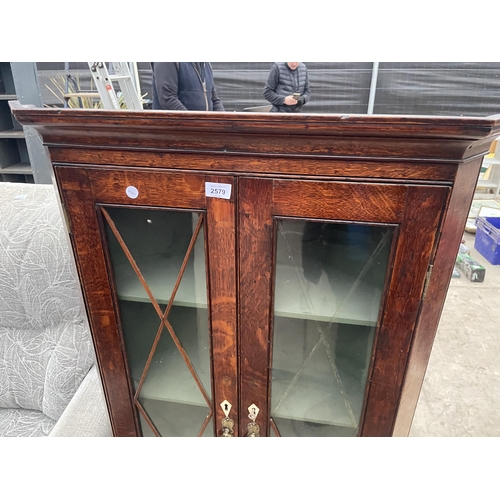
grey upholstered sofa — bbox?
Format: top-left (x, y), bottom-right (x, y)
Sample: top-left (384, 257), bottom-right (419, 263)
top-left (0, 182), bottom-right (112, 437)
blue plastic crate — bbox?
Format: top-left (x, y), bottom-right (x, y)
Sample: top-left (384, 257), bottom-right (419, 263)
top-left (475, 216), bottom-right (500, 265)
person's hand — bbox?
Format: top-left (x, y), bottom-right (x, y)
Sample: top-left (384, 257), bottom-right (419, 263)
top-left (284, 95), bottom-right (298, 105)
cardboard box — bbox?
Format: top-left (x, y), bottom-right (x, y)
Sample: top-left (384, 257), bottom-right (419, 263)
top-left (456, 253), bottom-right (486, 282)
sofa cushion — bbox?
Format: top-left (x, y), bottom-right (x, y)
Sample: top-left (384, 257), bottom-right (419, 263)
top-left (0, 183), bottom-right (94, 420)
top-left (0, 408), bottom-right (56, 437)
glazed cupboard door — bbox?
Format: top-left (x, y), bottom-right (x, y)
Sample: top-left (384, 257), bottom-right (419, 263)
top-left (55, 167), bottom-right (238, 437)
top-left (238, 178), bottom-right (449, 437)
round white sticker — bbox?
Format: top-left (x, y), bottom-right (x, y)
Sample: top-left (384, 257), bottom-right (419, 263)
top-left (126, 186), bottom-right (139, 199)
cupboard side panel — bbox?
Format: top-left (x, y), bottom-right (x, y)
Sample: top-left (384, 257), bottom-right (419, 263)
top-left (54, 166), bottom-right (138, 437)
top-left (206, 175), bottom-right (239, 436)
top-left (361, 185), bottom-right (450, 436)
top-left (238, 178), bottom-right (274, 437)
top-left (393, 158), bottom-right (482, 436)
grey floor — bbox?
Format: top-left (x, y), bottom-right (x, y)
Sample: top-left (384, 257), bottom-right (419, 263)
top-left (410, 230), bottom-right (500, 437)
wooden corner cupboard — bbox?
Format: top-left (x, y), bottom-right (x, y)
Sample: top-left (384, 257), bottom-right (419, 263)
top-left (12, 102), bottom-right (500, 437)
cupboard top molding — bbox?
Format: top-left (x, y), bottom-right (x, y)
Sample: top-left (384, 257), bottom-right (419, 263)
top-left (10, 102), bottom-right (500, 163)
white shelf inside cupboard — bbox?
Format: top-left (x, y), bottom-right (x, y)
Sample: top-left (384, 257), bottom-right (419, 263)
top-left (274, 263), bottom-right (381, 326)
top-left (127, 309), bottom-right (212, 408)
top-left (131, 342), bottom-right (361, 428)
top-left (271, 374), bottom-right (360, 428)
top-left (130, 351), bottom-right (210, 408)
top-left (113, 252), bottom-right (208, 309)
top-left (114, 254), bottom-right (381, 325)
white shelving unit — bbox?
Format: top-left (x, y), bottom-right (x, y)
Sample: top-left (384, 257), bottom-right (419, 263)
top-left (476, 158), bottom-right (500, 200)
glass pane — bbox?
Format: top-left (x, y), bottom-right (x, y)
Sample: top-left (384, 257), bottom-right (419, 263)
top-left (103, 207), bottom-right (213, 436)
top-left (271, 219), bottom-right (394, 437)
top-left (106, 208), bottom-right (207, 308)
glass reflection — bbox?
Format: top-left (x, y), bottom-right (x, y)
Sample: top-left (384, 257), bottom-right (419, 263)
top-left (271, 219), bottom-right (394, 437)
top-left (103, 207), bottom-right (213, 437)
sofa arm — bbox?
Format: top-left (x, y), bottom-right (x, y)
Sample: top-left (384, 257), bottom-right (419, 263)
top-left (49, 365), bottom-right (113, 437)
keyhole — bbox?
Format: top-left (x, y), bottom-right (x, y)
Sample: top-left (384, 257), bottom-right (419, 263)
top-left (225, 404), bottom-right (228, 411)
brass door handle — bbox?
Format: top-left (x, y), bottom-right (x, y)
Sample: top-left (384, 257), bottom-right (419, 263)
top-left (221, 417), bottom-right (235, 437)
top-left (247, 422), bottom-right (260, 437)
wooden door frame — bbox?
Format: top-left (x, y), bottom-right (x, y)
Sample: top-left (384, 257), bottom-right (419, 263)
top-left (238, 177), bottom-right (449, 437)
top-left (55, 166), bottom-right (238, 437)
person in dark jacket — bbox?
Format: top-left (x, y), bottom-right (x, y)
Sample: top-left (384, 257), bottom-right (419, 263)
top-left (151, 62), bottom-right (225, 111)
top-left (263, 62), bottom-right (311, 113)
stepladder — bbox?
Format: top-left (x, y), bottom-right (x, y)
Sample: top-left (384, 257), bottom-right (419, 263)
top-left (88, 62), bottom-right (143, 110)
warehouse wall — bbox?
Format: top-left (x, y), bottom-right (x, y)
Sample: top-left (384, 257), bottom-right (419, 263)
top-left (35, 62), bottom-right (500, 117)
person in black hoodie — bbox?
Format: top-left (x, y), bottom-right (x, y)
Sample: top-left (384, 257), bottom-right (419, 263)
top-left (263, 62), bottom-right (311, 113)
top-left (151, 62), bottom-right (225, 111)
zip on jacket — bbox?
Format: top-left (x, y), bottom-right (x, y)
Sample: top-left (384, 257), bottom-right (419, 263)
top-left (191, 63), bottom-right (209, 111)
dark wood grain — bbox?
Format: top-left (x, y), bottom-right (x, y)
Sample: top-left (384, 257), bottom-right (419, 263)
top-left (54, 166), bottom-right (139, 436)
top-left (262, 180), bottom-right (447, 436)
top-left (10, 103), bottom-right (500, 139)
top-left (205, 175), bottom-right (239, 436)
top-left (23, 130), bottom-right (488, 162)
top-left (56, 167), bottom-right (230, 437)
top-left (11, 104), bottom-right (500, 164)
top-left (361, 185), bottom-right (450, 436)
top-left (392, 157), bottom-right (483, 436)
top-left (272, 180), bottom-right (407, 222)
top-left (48, 148), bottom-right (458, 182)
top-left (88, 168), bottom-right (207, 208)
top-left (238, 178), bottom-right (274, 437)
top-left (12, 104), bottom-right (500, 437)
